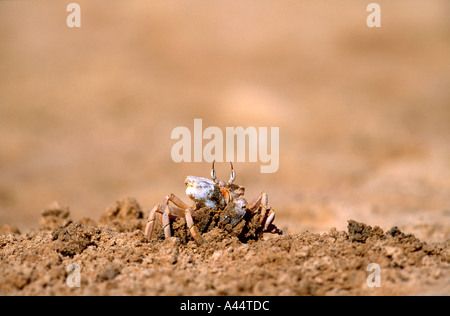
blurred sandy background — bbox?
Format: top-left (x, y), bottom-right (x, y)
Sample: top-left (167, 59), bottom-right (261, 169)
top-left (0, 1), bottom-right (449, 241)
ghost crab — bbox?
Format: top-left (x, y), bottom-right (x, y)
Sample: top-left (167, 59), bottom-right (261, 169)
top-left (144, 162), bottom-right (284, 244)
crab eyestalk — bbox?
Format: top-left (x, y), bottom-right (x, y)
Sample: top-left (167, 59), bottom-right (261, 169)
top-left (211, 161), bottom-right (236, 185)
top-left (228, 162), bottom-right (236, 185)
top-left (211, 160), bottom-right (218, 183)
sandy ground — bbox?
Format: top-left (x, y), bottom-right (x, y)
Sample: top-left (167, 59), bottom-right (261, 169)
top-left (0, 1), bottom-right (449, 295)
top-left (0, 198), bottom-right (448, 295)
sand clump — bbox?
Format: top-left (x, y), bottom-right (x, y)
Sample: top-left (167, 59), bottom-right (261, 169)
top-left (0, 198), bottom-right (448, 295)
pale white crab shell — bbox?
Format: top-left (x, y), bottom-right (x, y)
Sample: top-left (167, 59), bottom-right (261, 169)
top-left (185, 176), bottom-right (225, 208)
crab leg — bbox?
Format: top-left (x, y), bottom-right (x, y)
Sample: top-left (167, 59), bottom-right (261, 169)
top-left (144, 206), bottom-right (178, 239)
top-left (165, 193), bottom-right (191, 210)
top-left (247, 192), bottom-right (264, 211)
top-left (262, 207), bottom-right (285, 235)
top-left (265, 222), bottom-right (285, 235)
top-left (259, 192), bottom-right (269, 226)
top-left (144, 206), bottom-right (159, 239)
top-left (262, 208), bottom-right (285, 235)
top-left (264, 209), bottom-right (275, 231)
top-left (247, 192), bottom-right (285, 236)
top-left (145, 194), bottom-right (191, 239)
top-left (247, 192), bottom-right (270, 225)
top-left (162, 207), bottom-right (171, 238)
top-left (185, 209), bottom-right (203, 245)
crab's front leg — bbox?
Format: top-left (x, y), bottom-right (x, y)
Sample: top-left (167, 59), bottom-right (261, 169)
top-left (247, 192), bottom-right (285, 235)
